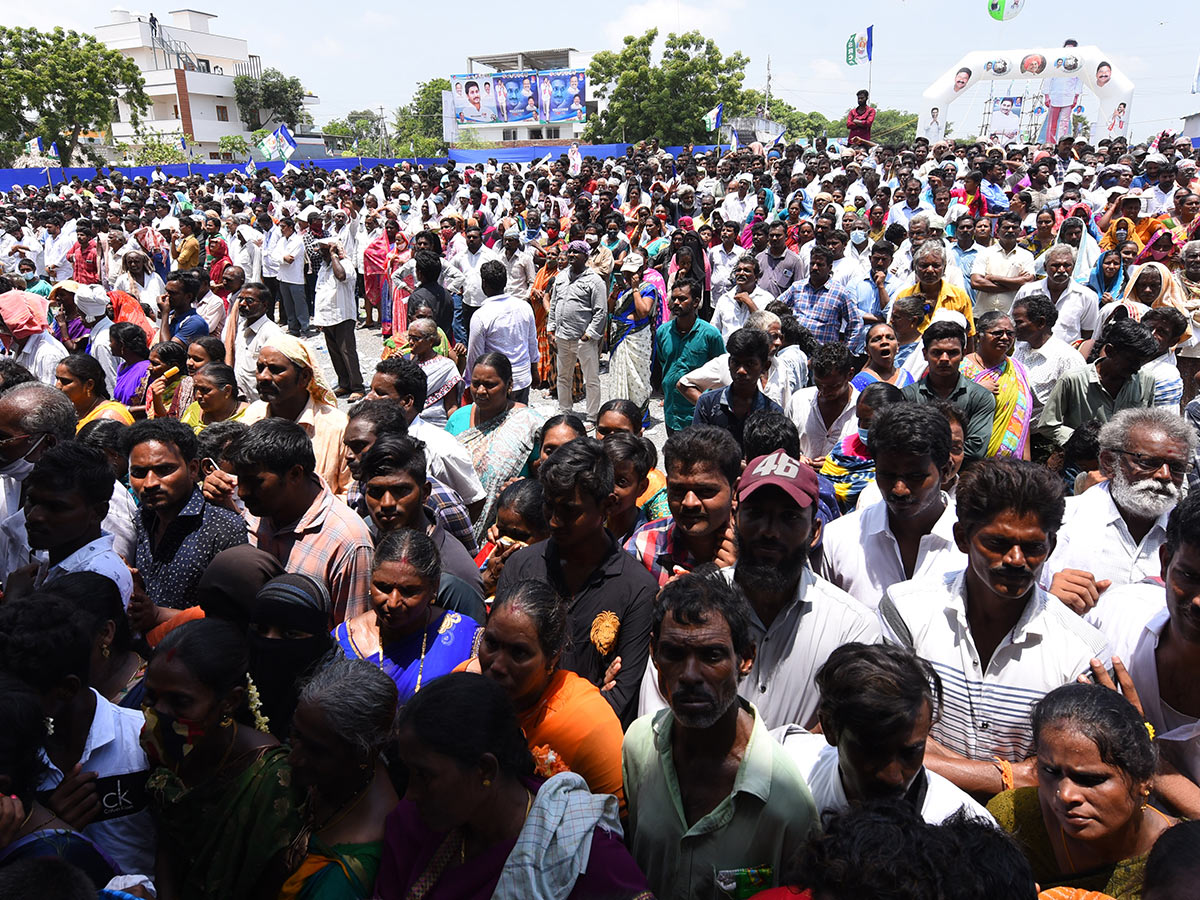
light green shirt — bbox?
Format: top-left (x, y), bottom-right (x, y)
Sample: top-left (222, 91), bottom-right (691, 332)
top-left (622, 701), bottom-right (818, 900)
top-left (1035, 362), bottom-right (1154, 446)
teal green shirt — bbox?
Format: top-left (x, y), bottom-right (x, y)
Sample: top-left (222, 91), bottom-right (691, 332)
top-left (622, 701), bottom-right (819, 900)
top-left (657, 317), bottom-right (726, 431)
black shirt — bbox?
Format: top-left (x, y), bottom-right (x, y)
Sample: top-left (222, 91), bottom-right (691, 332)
top-left (134, 486), bottom-right (249, 609)
top-left (498, 531), bottom-right (658, 726)
top-left (409, 282), bottom-right (455, 341)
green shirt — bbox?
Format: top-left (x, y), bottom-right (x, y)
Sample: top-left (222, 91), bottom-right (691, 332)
top-left (622, 701), bottom-right (818, 900)
top-left (657, 317), bottom-right (726, 432)
top-left (1035, 362), bottom-right (1154, 447)
top-left (902, 373), bottom-right (998, 461)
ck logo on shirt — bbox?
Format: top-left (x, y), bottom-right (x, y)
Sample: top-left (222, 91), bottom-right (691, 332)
top-left (41, 770), bottom-right (149, 822)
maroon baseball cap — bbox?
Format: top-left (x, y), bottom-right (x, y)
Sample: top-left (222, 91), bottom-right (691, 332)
top-left (739, 451), bottom-right (819, 508)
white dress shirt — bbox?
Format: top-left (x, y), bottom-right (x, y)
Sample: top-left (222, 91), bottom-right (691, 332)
top-left (36, 532), bottom-right (133, 604)
top-left (86, 317), bottom-right (118, 396)
top-left (465, 293), bottom-right (540, 391)
top-left (312, 257), bottom-right (357, 327)
top-left (454, 245), bottom-right (502, 309)
top-left (972, 244), bottom-right (1037, 316)
top-left (1013, 336), bottom-right (1086, 419)
top-left (410, 416), bottom-right (487, 506)
top-left (1014, 278), bottom-right (1100, 344)
top-left (1043, 482), bottom-right (1171, 591)
top-left (37, 689), bottom-right (155, 875)
top-left (881, 571), bottom-right (1110, 761)
top-left (787, 386), bottom-right (860, 461)
top-left (773, 726), bottom-right (995, 824)
top-left (233, 313), bottom-right (282, 402)
top-left (273, 232), bottom-right (305, 284)
top-left (710, 286), bottom-right (773, 341)
top-left (638, 566), bottom-right (879, 730)
top-left (14, 330), bottom-right (68, 386)
top-left (708, 243), bottom-right (746, 307)
top-left (820, 493), bottom-right (966, 610)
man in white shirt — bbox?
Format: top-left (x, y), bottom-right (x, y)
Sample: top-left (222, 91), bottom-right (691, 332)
top-left (271, 217), bottom-right (309, 335)
top-left (16, 442), bottom-right (133, 604)
top-left (1044, 407), bottom-right (1193, 614)
top-left (788, 343), bottom-right (859, 464)
top-left (71, 284), bottom-right (118, 395)
top-left (711, 255), bottom-right (771, 341)
top-left (720, 173), bottom-right (755, 227)
top-left (774, 643), bottom-right (993, 824)
top-left (821, 404), bottom-right (965, 610)
top-left (1014, 245), bottom-right (1099, 344)
top-left (42, 214), bottom-right (75, 282)
top-left (880, 458), bottom-right (1110, 795)
top-left (313, 239), bottom-right (363, 398)
top-left (452, 223), bottom-right (500, 333)
top-left (225, 282), bottom-right (281, 402)
top-left (1011, 293), bottom-right (1086, 422)
top-left (636, 450), bottom-right (878, 730)
top-left (971, 212), bottom-right (1036, 316)
top-left (466, 260), bottom-right (539, 403)
top-left (499, 229), bottom-right (537, 303)
top-left (708, 221), bottom-right (746, 312)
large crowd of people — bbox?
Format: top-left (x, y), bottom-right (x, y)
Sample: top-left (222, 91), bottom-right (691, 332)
top-left (1, 92), bottom-right (1200, 899)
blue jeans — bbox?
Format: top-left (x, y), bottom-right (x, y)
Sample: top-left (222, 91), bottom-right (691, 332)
top-left (279, 281), bottom-right (309, 334)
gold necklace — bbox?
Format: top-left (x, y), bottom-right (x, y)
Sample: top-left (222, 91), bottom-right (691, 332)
top-left (373, 609), bottom-right (432, 692)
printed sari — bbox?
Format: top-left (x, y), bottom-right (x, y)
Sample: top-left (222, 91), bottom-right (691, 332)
top-left (364, 232), bottom-right (410, 337)
top-left (278, 837), bottom-right (382, 900)
top-left (820, 432), bottom-right (878, 512)
top-left (608, 282), bottom-right (661, 410)
top-left (960, 355), bottom-right (1032, 458)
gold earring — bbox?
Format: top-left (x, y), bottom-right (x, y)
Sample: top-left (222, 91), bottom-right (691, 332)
top-left (482, 779), bottom-right (491, 787)
top-left (220, 713), bottom-right (233, 727)
top-left (100, 643), bottom-right (111, 659)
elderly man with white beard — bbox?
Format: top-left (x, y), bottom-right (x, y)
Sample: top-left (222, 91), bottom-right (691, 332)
top-left (1043, 407), bottom-right (1195, 615)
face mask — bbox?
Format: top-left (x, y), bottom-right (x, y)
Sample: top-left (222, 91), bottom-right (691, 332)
top-left (851, 230), bottom-right (868, 245)
top-left (857, 427), bottom-right (871, 445)
top-left (0, 434), bottom-right (46, 481)
top-left (140, 705), bottom-right (210, 772)
top-left (585, 235), bottom-right (599, 247)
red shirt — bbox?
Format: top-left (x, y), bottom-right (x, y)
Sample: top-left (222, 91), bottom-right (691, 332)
top-left (846, 106), bottom-right (876, 144)
top-left (68, 238), bottom-right (99, 284)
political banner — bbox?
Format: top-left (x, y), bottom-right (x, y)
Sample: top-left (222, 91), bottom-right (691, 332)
top-left (536, 69), bottom-right (587, 123)
top-left (988, 96), bottom-right (1024, 144)
top-left (490, 71), bottom-right (540, 123)
top-left (845, 26), bottom-right (873, 67)
top-left (451, 74), bottom-right (501, 125)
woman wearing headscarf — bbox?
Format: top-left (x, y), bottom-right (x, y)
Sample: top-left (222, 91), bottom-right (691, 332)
top-left (109, 288), bottom-right (158, 344)
top-left (205, 235), bottom-right (233, 299)
top-left (1099, 216), bottom-right (1144, 253)
top-left (247, 573), bottom-right (334, 741)
top-left (1087, 249), bottom-right (1128, 306)
top-left (1050, 212), bottom-right (1101, 283)
top-left (363, 218), bottom-right (409, 337)
top-left (0, 289), bottom-right (66, 384)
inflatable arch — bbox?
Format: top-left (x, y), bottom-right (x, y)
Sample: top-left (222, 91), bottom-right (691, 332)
top-left (917, 45), bottom-right (1133, 145)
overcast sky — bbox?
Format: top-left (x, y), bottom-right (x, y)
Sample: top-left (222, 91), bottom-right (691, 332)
top-left (5, 0), bottom-right (1196, 141)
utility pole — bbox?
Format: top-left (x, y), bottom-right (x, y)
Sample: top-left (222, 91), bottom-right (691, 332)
top-left (378, 104), bottom-right (387, 157)
top-left (765, 56), bottom-right (772, 119)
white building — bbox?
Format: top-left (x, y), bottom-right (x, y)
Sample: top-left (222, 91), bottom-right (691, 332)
top-left (96, 8), bottom-right (319, 160)
top-left (456, 48), bottom-right (596, 143)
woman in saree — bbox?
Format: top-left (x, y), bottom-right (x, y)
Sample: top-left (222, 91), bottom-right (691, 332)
top-left (110, 287), bottom-right (158, 342)
top-left (205, 236), bottom-right (233, 300)
top-left (528, 244), bottom-right (560, 388)
top-left (608, 253), bottom-right (660, 411)
top-left (1173, 239), bottom-right (1200, 402)
top-left (108, 321), bottom-right (153, 410)
top-left (142, 619), bottom-right (302, 900)
top-left (1087, 249), bottom-right (1128, 306)
top-left (55, 353), bottom-right (134, 431)
top-left (363, 219), bottom-right (409, 336)
top-left (1100, 216), bottom-right (1144, 253)
top-left (1052, 213), bottom-right (1102, 283)
top-left (959, 310), bottom-right (1033, 459)
top-left (821, 382), bottom-right (904, 512)
top-left (375, 672), bottom-right (651, 900)
top-left (146, 339), bottom-right (191, 419)
top-left (446, 353), bottom-right (545, 544)
top-left (333, 529), bottom-right (481, 702)
top-left (851, 322), bottom-right (915, 390)
top-left (988, 683), bottom-right (1175, 900)
top-left (1159, 189), bottom-right (1200, 245)
top-left (281, 653), bottom-right (399, 900)
top-left (1021, 208), bottom-right (1059, 260)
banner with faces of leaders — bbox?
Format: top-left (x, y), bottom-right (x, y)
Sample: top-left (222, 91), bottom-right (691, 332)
top-left (917, 45), bottom-right (1133, 143)
top-left (452, 69), bottom-right (587, 126)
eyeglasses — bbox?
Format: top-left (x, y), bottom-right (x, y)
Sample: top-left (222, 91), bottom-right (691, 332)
top-left (0, 432), bottom-right (37, 449)
top-left (984, 329), bottom-right (1015, 338)
top-left (1114, 449), bottom-right (1189, 478)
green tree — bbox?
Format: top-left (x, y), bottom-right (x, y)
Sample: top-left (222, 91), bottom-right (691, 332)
top-left (233, 67), bottom-right (305, 131)
top-left (585, 29), bottom-right (749, 145)
top-left (218, 134), bottom-right (250, 160)
top-left (392, 78), bottom-right (451, 156)
top-left (131, 130), bottom-right (190, 165)
top-left (325, 109), bottom-right (383, 151)
top-left (0, 26), bottom-right (149, 166)
top-left (732, 92), bottom-right (833, 143)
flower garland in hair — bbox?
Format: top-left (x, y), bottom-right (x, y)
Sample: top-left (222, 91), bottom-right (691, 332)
top-left (246, 673), bottom-right (270, 733)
